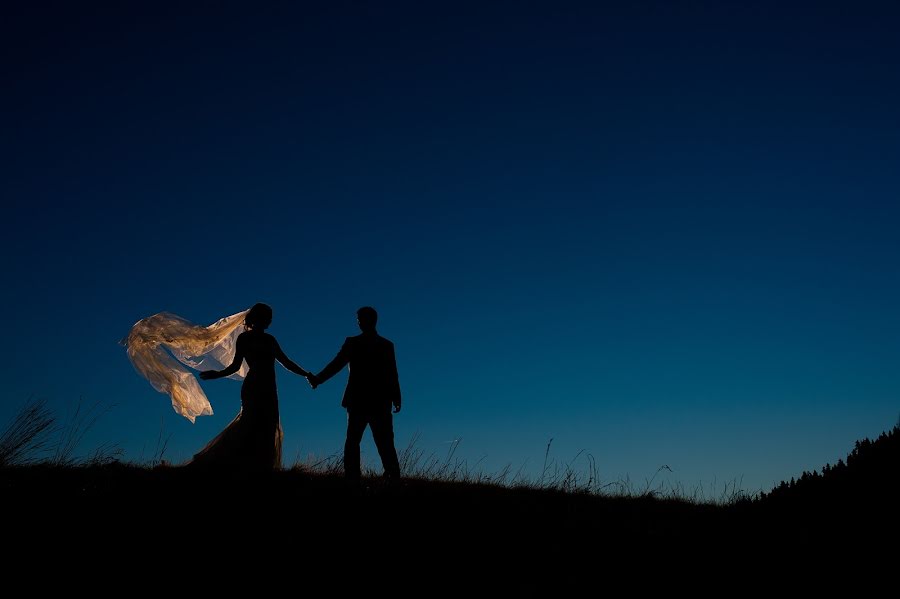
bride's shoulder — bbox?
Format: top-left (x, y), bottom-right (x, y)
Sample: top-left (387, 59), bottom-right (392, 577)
top-left (236, 330), bottom-right (261, 343)
top-left (237, 330), bottom-right (274, 340)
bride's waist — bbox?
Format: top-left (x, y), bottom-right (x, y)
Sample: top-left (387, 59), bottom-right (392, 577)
top-left (240, 399), bottom-right (279, 415)
top-left (244, 371), bottom-right (277, 384)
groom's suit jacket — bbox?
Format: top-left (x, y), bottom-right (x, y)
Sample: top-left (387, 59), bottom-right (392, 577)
top-left (316, 331), bottom-right (401, 412)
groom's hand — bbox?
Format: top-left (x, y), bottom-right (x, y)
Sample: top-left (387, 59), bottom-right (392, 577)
top-left (392, 402), bottom-right (401, 414)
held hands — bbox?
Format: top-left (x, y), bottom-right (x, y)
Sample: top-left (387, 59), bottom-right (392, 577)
top-left (305, 373), bottom-right (319, 390)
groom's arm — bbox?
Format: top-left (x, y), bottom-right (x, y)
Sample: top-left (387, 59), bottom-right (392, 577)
top-left (314, 338), bottom-right (352, 384)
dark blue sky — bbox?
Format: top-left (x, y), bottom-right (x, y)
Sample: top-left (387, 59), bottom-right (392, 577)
top-left (2, 1), bottom-right (899, 493)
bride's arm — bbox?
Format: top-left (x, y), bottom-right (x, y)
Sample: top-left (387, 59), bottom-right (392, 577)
top-left (273, 338), bottom-right (310, 377)
top-left (200, 336), bottom-right (246, 380)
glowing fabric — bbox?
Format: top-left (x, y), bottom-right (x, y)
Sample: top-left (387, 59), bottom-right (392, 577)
top-left (124, 309), bottom-right (249, 422)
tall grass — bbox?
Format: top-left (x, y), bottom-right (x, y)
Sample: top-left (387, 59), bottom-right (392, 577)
top-left (52, 398), bottom-right (121, 465)
top-left (137, 416), bottom-right (171, 467)
top-left (290, 432), bottom-right (755, 504)
top-left (3, 397), bottom-right (755, 504)
top-left (0, 397), bottom-right (55, 466)
top-left (0, 396), bottom-right (121, 467)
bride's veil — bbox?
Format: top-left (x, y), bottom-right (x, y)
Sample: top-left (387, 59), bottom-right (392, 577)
top-left (123, 309), bottom-right (250, 422)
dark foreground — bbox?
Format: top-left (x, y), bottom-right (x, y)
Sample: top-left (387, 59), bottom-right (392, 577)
top-left (3, 463), bottom-right (895, 592)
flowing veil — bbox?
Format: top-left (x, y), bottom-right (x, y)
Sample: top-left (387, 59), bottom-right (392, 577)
top-left (124, 309), bottom-right (250, 422)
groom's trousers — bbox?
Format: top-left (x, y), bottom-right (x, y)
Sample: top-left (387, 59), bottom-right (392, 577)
top-left (344, 408), bottom-right (401, 479)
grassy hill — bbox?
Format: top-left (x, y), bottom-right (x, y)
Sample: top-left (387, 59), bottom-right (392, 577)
top-left (2, 401), bottom-right (896, 590)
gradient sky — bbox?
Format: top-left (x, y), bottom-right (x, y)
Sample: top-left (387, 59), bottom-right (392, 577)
top-left (2, 1), bottom-right (899, 494)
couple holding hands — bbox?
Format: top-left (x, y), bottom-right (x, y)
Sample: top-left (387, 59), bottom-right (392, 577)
top-left (195, 304), bottom-right (401, 480)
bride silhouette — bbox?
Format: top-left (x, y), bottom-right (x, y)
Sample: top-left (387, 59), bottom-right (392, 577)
top-left (189, 303), bottom-right (311, 471)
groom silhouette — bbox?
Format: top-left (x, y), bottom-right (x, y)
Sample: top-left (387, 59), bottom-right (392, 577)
top-left (310, 306), bottom-right (401, 480)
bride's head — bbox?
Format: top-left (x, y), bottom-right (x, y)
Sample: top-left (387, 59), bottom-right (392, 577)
top-left (245, 303), bottom-right (273, 331)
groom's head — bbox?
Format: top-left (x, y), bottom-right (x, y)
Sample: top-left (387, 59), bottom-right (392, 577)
top-left (357, 306), bottom-right (377, 332)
